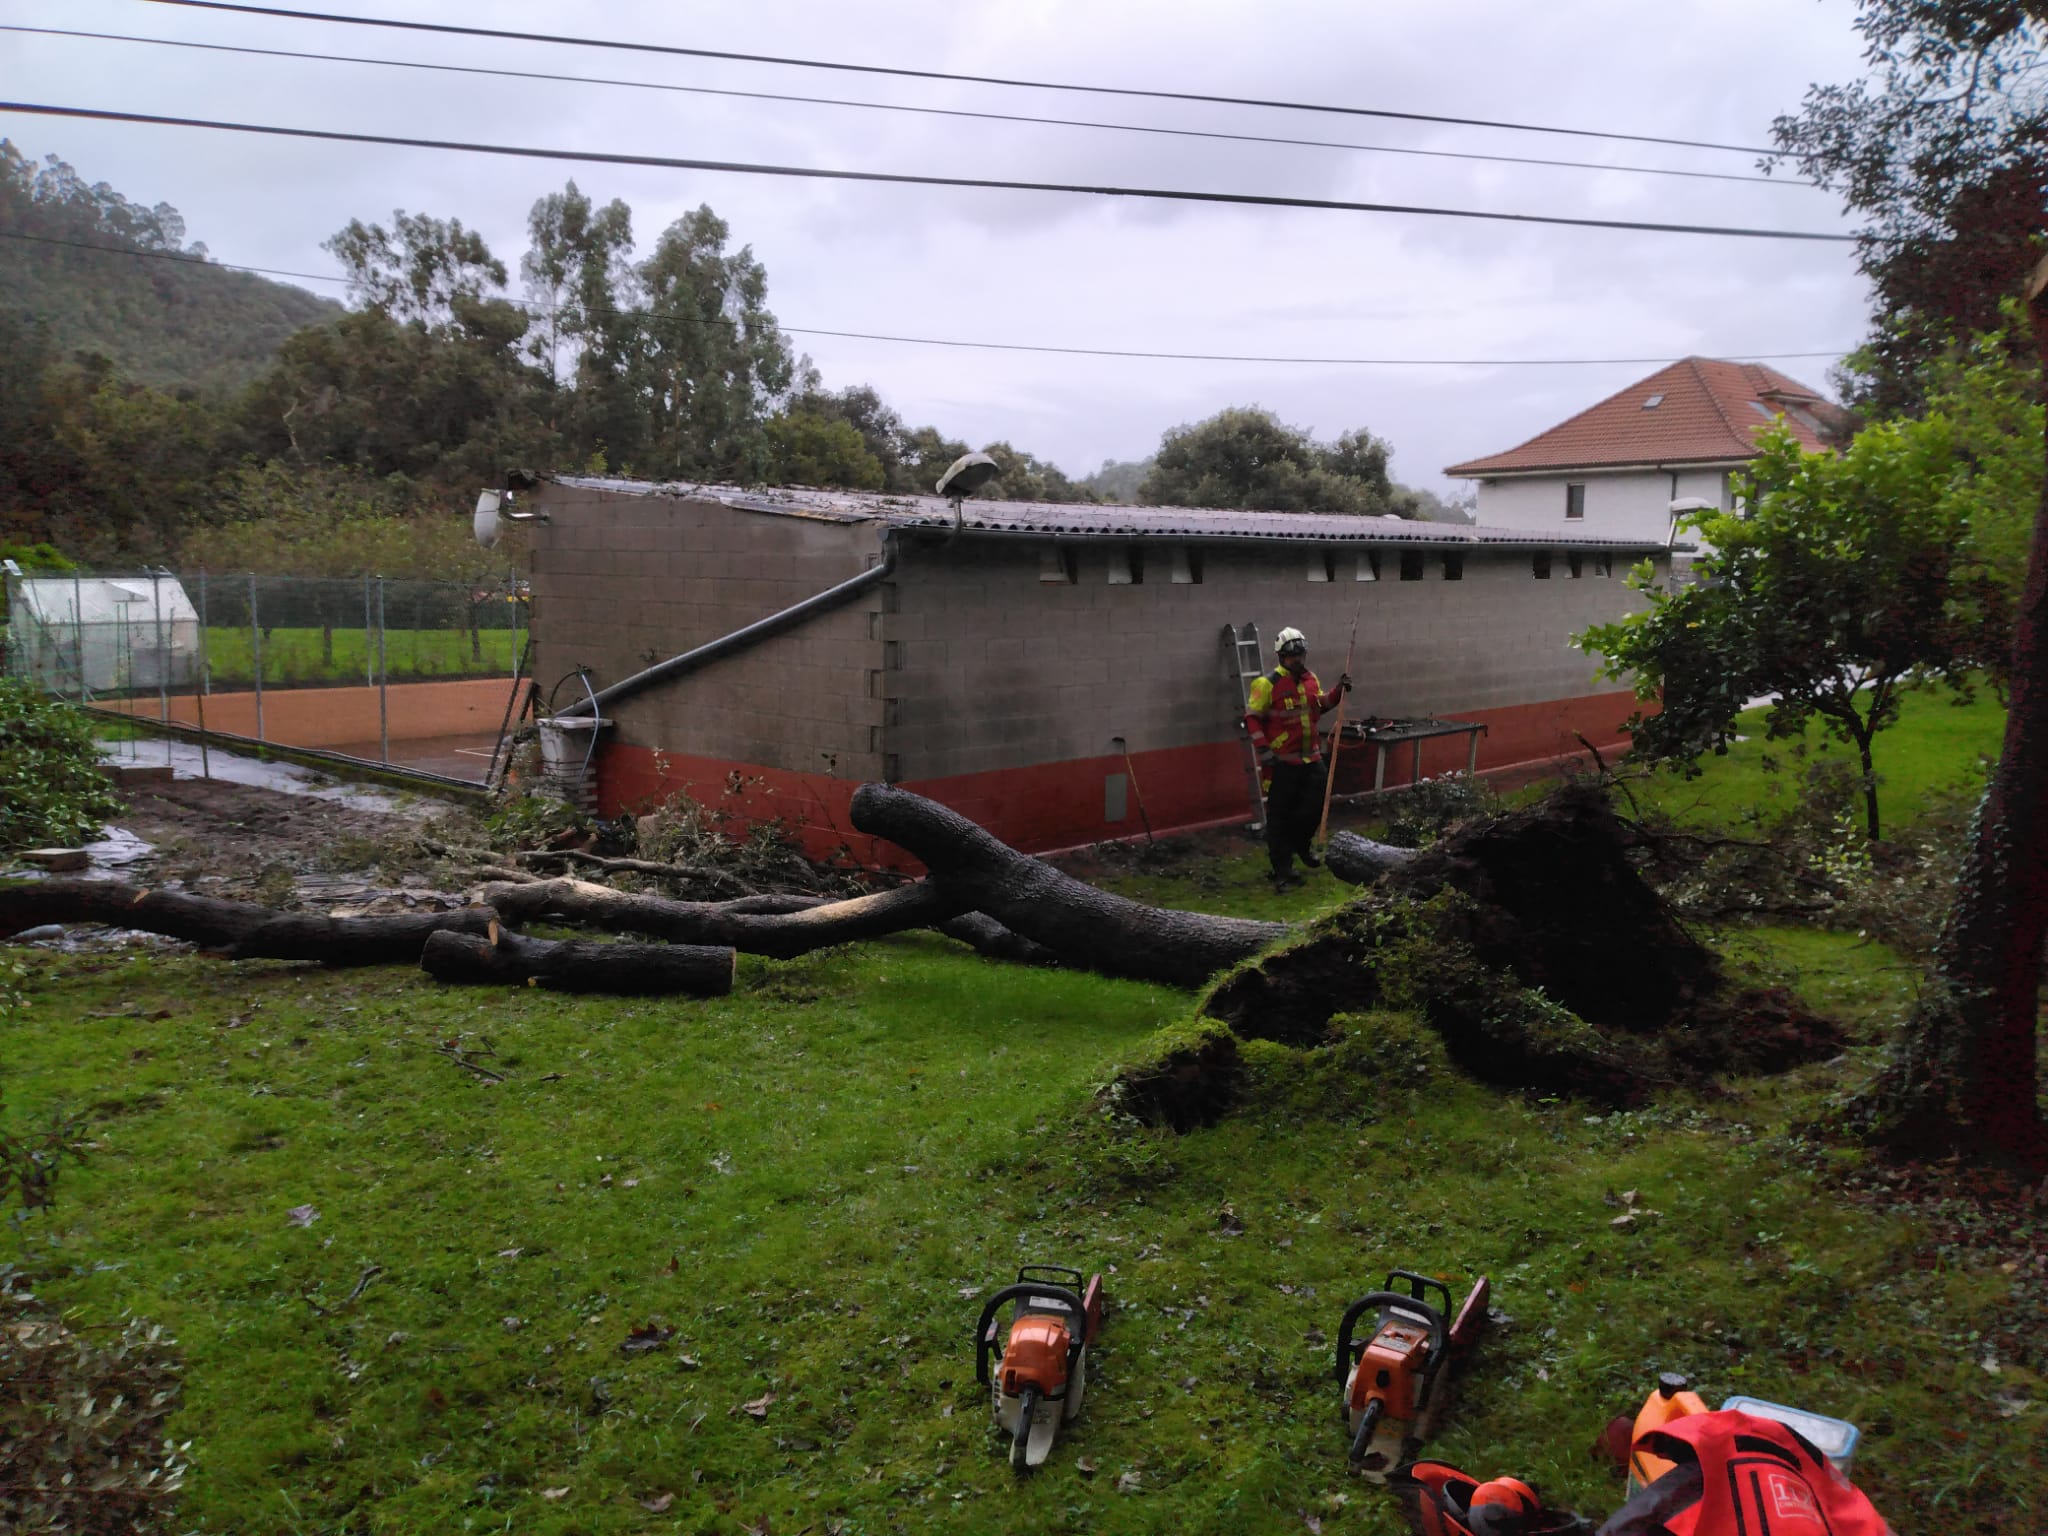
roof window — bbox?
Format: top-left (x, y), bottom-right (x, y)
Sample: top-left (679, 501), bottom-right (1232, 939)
top-left (1749, 401), bottom-right (1776, 419)
top-left (1642, 393), bottom-right (1664, 409)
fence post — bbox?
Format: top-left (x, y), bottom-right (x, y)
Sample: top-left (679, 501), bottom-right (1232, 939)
top-left (71, 569), bottom-right (85, 702)
top-left (195, 567), bottom-right (211, 780)
top-left (150, 568), bottom-right (169, 768)
top-left (364, 573), bottom-right (375, 688)
top-left (376, 575), bottom-right (389, 765)
top-left (249, 572), bottom-right (264, 743)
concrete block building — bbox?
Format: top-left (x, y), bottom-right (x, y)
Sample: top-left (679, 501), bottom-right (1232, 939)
top-left (523, 478), bottom-right (1671, 862)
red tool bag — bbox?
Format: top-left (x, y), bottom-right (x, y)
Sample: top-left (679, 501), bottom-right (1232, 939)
top-left (1597, 1409), bottom-right (1892, 1536)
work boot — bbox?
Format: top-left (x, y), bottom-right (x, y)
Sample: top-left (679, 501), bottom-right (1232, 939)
top-left (1271, 870), bottom-right (1305, 893)
top-left (1301, 848), bottom-right (1323, 869)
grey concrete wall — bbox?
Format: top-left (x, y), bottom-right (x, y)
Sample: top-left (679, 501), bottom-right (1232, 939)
top-left (526, 485), bottom-right (887, 779)
top-left (885, 535), bottom-right (1659, 782)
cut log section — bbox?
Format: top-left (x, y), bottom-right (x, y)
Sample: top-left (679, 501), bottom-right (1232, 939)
top-left (1323, 831), bottom-right (1419, 885)
top-left (420, 926), bottom-right (734, 996)
top-left (1, 878), bottom-right (497, 966)
top-left (850, 783), bottom-right (1286, 987)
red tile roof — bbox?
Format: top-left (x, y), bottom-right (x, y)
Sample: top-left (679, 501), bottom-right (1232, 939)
top-left (1445, 357), bottom-right (1843, 477)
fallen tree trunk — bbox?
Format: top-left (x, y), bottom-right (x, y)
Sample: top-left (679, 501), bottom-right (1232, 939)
top-left (478, 876), bottom-right (1057, 965)
top-left (849, 784), bottom-right (1286, 987)
top-left (1324, 831), bottom-right (1419, 885)
top-left (1, 878), bottom-right (496, 966)
top-left (421, 927), bottom-right (734, 995)
top-left (479, 877), bottom-right (966, 957)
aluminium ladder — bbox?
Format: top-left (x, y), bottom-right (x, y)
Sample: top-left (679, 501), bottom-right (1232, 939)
top-left (1221, 622), bottom-right (1269, 831)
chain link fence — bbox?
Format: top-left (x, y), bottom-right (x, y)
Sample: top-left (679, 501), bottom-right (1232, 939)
top-left (4, 569), bottom-right (528, 782)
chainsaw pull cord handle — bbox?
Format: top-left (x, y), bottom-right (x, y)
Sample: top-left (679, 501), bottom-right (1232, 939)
top-left (1334, 1290), bottom-right (1446, 1385)
top-left (975, 1282), bottom-right (1088, 1388)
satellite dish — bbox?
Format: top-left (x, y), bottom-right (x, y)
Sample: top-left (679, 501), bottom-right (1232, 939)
top-left (936, 451), bottom-right (1001, 502)
top-left (474, 489), bottom-right (502, 549)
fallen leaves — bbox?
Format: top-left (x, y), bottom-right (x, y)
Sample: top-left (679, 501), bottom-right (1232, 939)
top-left (639, 1492), bottom-right (675, 1513)
top-left (285, 1204), bottom-right (318, 1228)
top-left (540, 1486), bottom-right (569, 1501)
top-left (620, 1323), bottom-right (675, 1355)
top-left (732, 1390), bottom-right (776, 1420)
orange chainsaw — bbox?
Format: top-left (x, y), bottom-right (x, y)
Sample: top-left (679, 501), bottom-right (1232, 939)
top-left (1336, 1269), bottom-right (1491, 1479)
top-left (975, 1264), bottom-right (1104, 1473)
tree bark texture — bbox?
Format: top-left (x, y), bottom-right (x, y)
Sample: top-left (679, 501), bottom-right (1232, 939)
top-left (849, 783), bottom-right (1286, 987)
top-left (1876, 293), bottom-right (2048, 1172)
top-left (1, 879), bottom-right (497, 966)
top-left (420, 927), bottom-right (734, 996)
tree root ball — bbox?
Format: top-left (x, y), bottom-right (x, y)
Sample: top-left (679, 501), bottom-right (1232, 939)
top-left (1203, 785), bottom-right (1844, 1105)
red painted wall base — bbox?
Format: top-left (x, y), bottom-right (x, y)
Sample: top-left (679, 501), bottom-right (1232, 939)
top-left (590, 691), bottom-right (1647, 867)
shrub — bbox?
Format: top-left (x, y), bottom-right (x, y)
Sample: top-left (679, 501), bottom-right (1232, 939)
top-left (0, 679), bottom-right (122, 851)
top-left (0, 1270), bottom-right (189, 1535)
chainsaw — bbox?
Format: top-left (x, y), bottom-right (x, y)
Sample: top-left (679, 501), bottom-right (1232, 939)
top-left (974, 1264), bottom-right (1104, 1472)
top-left (1336, 1269), bottom-right (1490, 1479)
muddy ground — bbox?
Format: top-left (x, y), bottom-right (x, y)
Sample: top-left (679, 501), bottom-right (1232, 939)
top-left (66, 777), bottom-right (471, 906)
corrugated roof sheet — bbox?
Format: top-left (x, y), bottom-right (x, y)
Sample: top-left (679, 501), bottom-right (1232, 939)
top-left (1443, 357), bottom-right (1844, 477)
top-left (549, 476), bottom-right (1673, 550)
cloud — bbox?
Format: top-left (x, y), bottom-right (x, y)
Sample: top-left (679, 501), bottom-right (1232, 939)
top-left (3, 0), bottom-right (1873, 489)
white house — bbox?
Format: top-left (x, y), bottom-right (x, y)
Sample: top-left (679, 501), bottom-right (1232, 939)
top-left (1445, 358), bottom-right (1845, 545)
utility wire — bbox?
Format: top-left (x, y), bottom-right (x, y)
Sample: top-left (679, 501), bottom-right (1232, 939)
top-left (135, 0), bottom-right (1791, 159)
top-left (0, 102), bottom-right (1859, 242)
top-left (1, 26), bottom-right (1820, 191)
top-left (0, 229), bottom-right (1854, 367)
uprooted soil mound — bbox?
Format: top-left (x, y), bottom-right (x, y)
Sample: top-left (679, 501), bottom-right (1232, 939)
top-left (1201, 784), bottom-right (1841, 1105)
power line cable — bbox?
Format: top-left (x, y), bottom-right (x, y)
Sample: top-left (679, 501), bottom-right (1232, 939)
top-left (0, 101), bottom-right (1859, 242)
top-left (0, 228), bottom-right (1854, 367)
top-left (135, 0), bottom-right (1792, 159)
top-left (0, 25), bottom-right (1820, 191)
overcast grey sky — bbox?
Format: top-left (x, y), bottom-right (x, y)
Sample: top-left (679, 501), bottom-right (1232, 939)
top-left (2, 0), bottom-right (1873, 492)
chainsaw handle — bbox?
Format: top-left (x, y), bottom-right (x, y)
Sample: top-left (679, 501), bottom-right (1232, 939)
top-left (1334, 1290), bottom-right (1446, 1384)
top-left (974, 1282), bottom-right (1087, 1387)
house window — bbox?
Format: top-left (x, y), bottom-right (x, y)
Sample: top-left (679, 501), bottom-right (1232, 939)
top-left (1398, 550), bottom-right (1426, 581)
top-left (1356, 552), bottom-right (1380, 582)
top-left (1441, 553), bottom-right (1464, 581)
top-left (1565, 483), bottom-right (1586, 521)
top-left (1596, 553), bottom-right (1613, 578)
top-left (1642, 393), bottom-right (1664, 409)
top-left (1532, 551), bottom-right (1553, 579)
top-left (1107, 545), bottom-right (1143, 585)
top-left (1039, 545), bottom-right (1077, 584)
top-left (1169, 545), bottom-right (1202, 584)
top-left (1307, 551), bottom-right (1336, 582)
top-left (1567, 552), bottom-right (1583, 579)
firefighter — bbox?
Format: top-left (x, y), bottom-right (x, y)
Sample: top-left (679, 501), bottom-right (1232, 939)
top-left (1245, 627), bottom-right (1351, 891)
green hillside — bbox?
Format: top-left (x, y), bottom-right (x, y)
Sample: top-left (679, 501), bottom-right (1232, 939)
top-left (0, 140), bottom-right (341, 391)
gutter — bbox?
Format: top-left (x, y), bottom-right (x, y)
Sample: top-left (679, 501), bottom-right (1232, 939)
top-left (553, 526), bottom-right (898, 718)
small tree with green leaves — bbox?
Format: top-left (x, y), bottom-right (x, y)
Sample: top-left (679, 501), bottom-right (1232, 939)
top-left (1580, 421), bottom-right (2003, 843)
top-left (0, 679), bottom-right (121, 852)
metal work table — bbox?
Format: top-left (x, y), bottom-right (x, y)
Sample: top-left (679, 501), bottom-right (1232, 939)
top-left (1337, 716), bottom-right (1487, 791)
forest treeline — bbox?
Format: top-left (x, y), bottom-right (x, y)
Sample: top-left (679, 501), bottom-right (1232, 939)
top-left (0, 143), bottom-right (1436, 574)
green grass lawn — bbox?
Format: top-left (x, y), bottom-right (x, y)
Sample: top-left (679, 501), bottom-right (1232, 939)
top-left (199, 626), bottom-right (522, 688)
top-left (6, 704), bottom-right (2042, 1533)
top-left (1634, 679), bottom-right (2006, 834)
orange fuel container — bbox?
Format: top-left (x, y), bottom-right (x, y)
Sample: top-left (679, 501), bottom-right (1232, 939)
top-left (1628, 1372), bottom-right (1709, 1492)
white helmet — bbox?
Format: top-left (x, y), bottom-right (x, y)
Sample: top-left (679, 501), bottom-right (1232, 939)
top-left (1275, 627), bottom-right (1308, 656)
